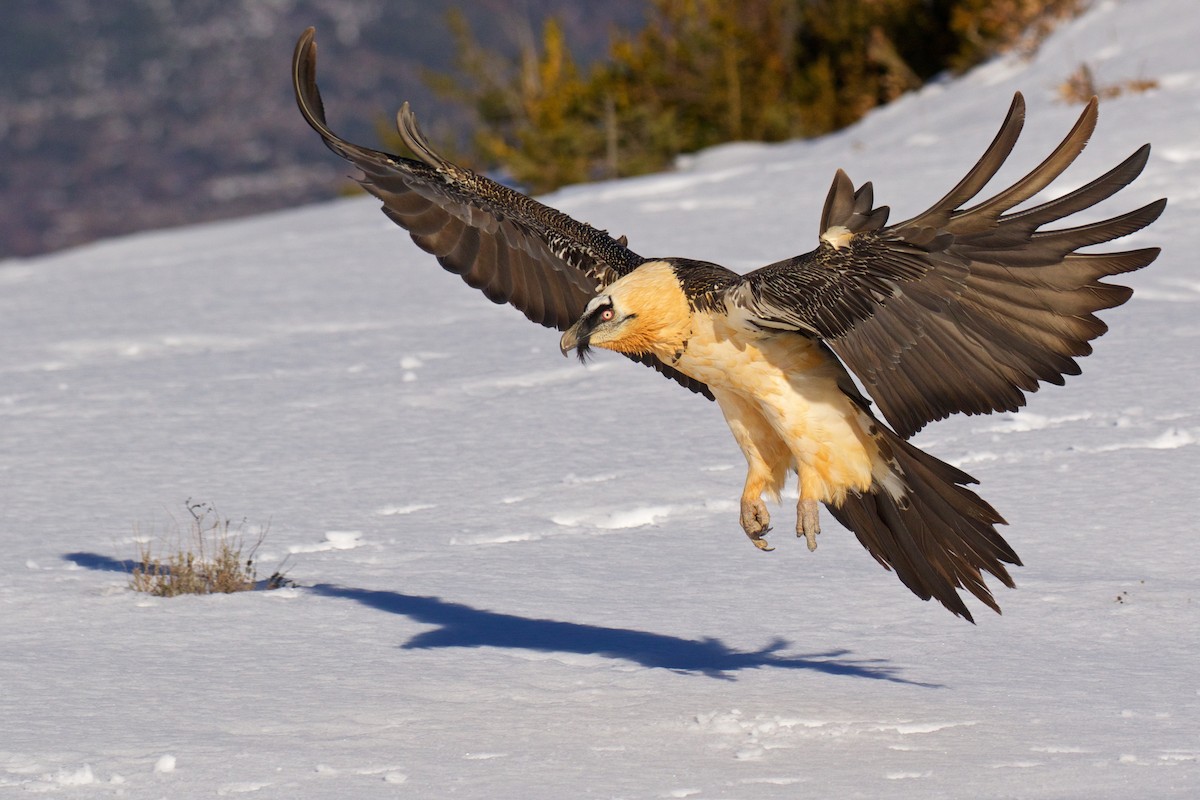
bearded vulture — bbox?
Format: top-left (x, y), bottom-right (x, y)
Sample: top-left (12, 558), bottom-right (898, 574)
top-left (293, 27), bottom-right (1164, 621)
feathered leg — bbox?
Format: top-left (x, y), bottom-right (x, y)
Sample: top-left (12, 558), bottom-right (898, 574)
top-left (797, 494), bottom-right (821, 551)
top-left (713, 390), bottom-right (791, 551)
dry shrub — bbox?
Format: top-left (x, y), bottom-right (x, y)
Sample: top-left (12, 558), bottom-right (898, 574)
top-left (1059, 62), bottom-right (1159, 104)
top-left (950, 0), bottom-right (1088, 65)
top-left (130, 501), bottom-right (290, 597)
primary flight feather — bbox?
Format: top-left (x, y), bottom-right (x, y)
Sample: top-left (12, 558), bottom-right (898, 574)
top-left (293, 28), bottom-right (1164, 621)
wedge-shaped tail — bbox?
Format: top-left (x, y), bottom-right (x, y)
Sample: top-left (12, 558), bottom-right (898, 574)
top-left (828, 424), bottom-right (1018, 622)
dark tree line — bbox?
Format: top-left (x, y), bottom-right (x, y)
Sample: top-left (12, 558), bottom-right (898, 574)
top-left (405, 0), bottom-right (1083, 192)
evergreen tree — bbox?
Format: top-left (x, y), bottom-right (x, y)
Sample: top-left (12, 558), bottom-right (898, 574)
top-left (425, 0), bottom-right (1085, 192)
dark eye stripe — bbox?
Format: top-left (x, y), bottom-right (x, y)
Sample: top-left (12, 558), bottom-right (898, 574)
top-left (588, 300), bottom-right (614, 323)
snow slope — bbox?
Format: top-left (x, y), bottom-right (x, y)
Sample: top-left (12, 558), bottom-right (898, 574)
top-left (2, 1), bottom-right (1197, 796)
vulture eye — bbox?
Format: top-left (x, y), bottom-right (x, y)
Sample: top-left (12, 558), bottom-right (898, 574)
top-left (599, 308), bottom-right (615, 322)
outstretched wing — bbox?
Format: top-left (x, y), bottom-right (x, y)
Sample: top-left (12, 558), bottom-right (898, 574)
top-left (293, 28), bottom-right (712, 398)
top-left (730, 93), bottom-right (1165, 438)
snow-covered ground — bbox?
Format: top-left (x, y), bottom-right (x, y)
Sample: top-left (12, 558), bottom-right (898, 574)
top-left (2, 1), bottom-right (1197, 796)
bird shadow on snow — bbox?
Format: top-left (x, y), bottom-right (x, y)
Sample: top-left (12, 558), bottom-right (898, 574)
top-left (62, 552), bottom-right (933, 684)
top-left (309, 583), bottom-right (938, 685)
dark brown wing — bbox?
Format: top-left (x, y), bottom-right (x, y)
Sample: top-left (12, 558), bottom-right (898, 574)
top-left (730, 92), bottom-right (1165, 438)
top-left (293, 28), bottom-right (712, 399)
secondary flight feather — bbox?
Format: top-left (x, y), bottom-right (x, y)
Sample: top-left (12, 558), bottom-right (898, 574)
top-left (293, 27), bottom-right (1164, 621)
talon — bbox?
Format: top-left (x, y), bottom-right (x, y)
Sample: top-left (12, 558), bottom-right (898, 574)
top-left (740, 498), bottom-right (774, 551)
top-left (797, 498), bottom-right (821, 551)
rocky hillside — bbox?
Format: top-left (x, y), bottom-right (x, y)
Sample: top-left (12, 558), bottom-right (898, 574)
top-left (0, 0), bottom-right (643, 259)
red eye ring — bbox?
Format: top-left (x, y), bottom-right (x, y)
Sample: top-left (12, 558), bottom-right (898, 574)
top-left (600, 308), bottom-right (615, 322)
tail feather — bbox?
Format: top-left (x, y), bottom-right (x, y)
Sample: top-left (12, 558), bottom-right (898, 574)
top-left (827, 426), bottom-right (1019, 622)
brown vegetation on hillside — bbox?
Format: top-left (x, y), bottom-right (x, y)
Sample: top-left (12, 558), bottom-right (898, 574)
top-left (421, 0), bottom-right (1087, 192)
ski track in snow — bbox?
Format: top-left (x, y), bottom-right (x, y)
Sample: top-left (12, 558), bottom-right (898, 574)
top-left (684, 709), bottom-right (1198, 781)
top-left (926, 407), bottom-right (1200, 469)
top-left (450, 496), bottom-right (740, 547)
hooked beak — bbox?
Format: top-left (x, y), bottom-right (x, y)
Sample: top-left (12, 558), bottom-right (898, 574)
top-left (559, 320), bottom-right (590, 360)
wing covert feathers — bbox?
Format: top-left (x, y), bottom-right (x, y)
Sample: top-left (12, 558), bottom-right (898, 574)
top-left (293, 27), bottom-right (631, 330)
top-left (740, 91), bottom-right (1164, 438)
top-left (293, 28), bottom-right (712, 399)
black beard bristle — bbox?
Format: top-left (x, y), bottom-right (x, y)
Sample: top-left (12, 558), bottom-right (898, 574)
top-left (575, 341), bottom-right (593, 363)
